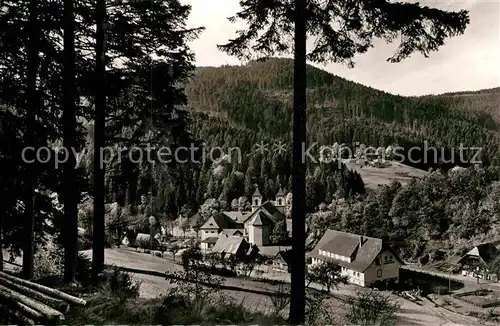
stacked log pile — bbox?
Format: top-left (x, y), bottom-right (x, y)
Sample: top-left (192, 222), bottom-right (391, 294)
top-left (0, 271), bottom-right (86, 325)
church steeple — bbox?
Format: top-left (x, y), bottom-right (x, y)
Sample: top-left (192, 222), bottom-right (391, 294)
top-left (275, 187), bottom-right (285, 213)
top-left (251, 187), bottom-right (262, 211)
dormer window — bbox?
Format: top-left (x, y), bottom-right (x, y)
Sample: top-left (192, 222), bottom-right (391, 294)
top-left (278, 199), bottom-right (282, 205)
top-left (254, 199), bottom-right (258, 205)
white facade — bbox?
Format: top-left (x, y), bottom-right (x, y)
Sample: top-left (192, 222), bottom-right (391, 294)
top-left (311, 249), bottom-right (401, 287)
top-left (201, 228), bottom-right (219, 240)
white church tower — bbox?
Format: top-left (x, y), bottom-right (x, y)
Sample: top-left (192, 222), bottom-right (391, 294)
top-left (251, 188), bottom-right (262, 212)
top-left (275, 187), bottom-right (286, 213)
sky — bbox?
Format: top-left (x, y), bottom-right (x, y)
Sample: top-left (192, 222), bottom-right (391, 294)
top-left (183, 0), bottom-right (500, 96)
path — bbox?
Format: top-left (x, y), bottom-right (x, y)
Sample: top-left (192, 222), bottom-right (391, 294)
top-left (80, 248), bottom-right (488, 325)
top-left (402, 264), bottom-right (500, 293)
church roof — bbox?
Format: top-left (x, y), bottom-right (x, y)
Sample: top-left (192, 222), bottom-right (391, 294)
top-left (252, 188), bottom-right (261, 196)
top-left (243, 201), bottom-right (285, 225)
top-left (251, 211), bottom-right (275, 226)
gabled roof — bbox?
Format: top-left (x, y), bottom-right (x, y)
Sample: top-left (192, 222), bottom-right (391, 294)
top-left (222, 211), bottom-right (249, 223)
top-left (243, 201), bottom-right (285, 225)
top-left (200, 213), bottom-right (243, 230)
top-left (220, 229), bottom-right (244, 236)
top-left (273, 250), bottom-right (292, 265)
top-left (459, 241), bottom-right (500, 266)
top-left (276, 188), bottom-right (285, 196)
top-left (201, 237), bottom-right (219, 244)
top-left (308, 229), bottom-right (401, 273)
top-left (135, 233), bottom-right (160, 244)
top-left (251, 211), bottom-right (275, 226)
top-left (252, 188), bottom-right (261, 197)
top-left (212, 235), bottom-right (248, 255)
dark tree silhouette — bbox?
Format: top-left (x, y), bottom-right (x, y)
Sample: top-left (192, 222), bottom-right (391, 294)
top-left (62, 0), bottom-right (78, 284)
top-left (22, 0), bottom-right (39, 280)
top-left (218, 0), bottom-right (469, 323)
top-left (92, 0), bottom-right (107, 283)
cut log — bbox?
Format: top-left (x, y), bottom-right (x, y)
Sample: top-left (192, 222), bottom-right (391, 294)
top-left (0, 276), bottom-right (69, 313)
top-left (0, 304), bottom-right (35, 325)
top-left (0, 296), bottom-right (44, 322)
top-left (0, 271), bottom-right (86, 305)
top-left (0, 283), bottom-right (64, 322)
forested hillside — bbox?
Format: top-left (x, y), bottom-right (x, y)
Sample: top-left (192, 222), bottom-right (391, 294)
top-left (181, 58), bottom-right (500, 261)
top-left (186, 58), bottom-right (500, 167)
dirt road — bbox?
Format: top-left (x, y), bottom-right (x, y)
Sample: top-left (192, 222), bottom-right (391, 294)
top-left (80, 248), bottom-right (487, 325)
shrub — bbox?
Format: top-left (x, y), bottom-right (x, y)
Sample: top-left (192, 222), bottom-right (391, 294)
top-left (33, 236), bottom-right (64, 281)
top-left (75, 253), bottom-right (92, 286)
top-left (346, 291), bottom-right (401, 326)
top-left (77, 235), bottom-right (92, 251)
top-left (154, 291), bottom-right (284, 325)
top-left (100, 267), bottom-right (140, 302)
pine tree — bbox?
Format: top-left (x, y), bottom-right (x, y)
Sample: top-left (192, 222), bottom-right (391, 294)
top-left (244, 170), bottom-right (253, 196)
top-left (62, 0), bottom-right (78, 284)
top-left (91, 0), bottom-right (106, 283)
top-left (22, 0), bottom-right (39, 280)
top-left (219, 0), bottom-right (469, 322)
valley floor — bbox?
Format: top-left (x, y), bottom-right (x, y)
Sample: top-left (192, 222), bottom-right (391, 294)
top-left (77, 248), bottom-right (489, 326)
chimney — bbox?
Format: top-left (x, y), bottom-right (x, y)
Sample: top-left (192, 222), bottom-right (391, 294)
top-left (359, 236), bottom-right (364, 247)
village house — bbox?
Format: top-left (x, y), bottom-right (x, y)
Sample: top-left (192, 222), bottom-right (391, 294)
top-left (457, 241), bottom-right (500, 281)
top-left (272, 250), bottom-right (292, 272)
top-left (211, 235), bottom-right (259, 260)
top-left (199, 188), bottom-right (291, 252)
top-left (308, 229), bottom-right (403, 287)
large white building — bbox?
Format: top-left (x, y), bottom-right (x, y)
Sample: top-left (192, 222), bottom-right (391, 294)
top-left (308, 229), bottom-right (403, 287)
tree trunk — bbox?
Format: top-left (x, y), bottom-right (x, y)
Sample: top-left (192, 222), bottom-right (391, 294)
top-left (0, 276), bottom-right (69, 312)
top-left (0, 215), bottom-right (4, 272)
top-left (22, 0), bottom-right (39, 281)
top-left (0, 305), bottom-right (35, 325)
top-left (289, 0), bottom-right (306, 323)
top-left (92, 0), bottom-right (107, 284)
top-left (0, 284), bottom-right (64, 322)
top-left (62, 0), bottom-right (78, 285)
top-left (0, 271), bottom-right (86, 306)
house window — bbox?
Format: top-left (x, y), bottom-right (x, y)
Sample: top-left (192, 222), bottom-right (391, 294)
top-left (377, 269), bottom-right (382, 278)
top-left (375, 257), bottom-right (381, 266)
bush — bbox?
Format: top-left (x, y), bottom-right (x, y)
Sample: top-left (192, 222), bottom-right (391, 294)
top-left (75, 253), bottom-right (92, 286)
top-left (346, 291), bottom-right (401, 326)
top-left (65, 295), bottom-right (162, 325)
top-left (33, 236), bottom-right (64, 281)
top-left (77, 235), bottom-right (92, 251)
top-left (154, 291), bottom-right (284, 325)
top-left (100, 267), bottom-right (140, 302)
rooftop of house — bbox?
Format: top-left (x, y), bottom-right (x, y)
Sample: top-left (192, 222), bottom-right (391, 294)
top-left (308, 229), bottom-right (400, 273)
top-left (273, 250), bottom-right (293, 265)
top-left (459, 241), bottom-right (500, 266)
top-left (200, 212), bottom-right (244, 230)
top-left (220, 229), bottom-right (244, 236)
top-left (212, 235), bottom-right (249, 255)
top-left (222, 211), bottom-right (250, 224)
top-left (201, 236), bottom-right (219, 244)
